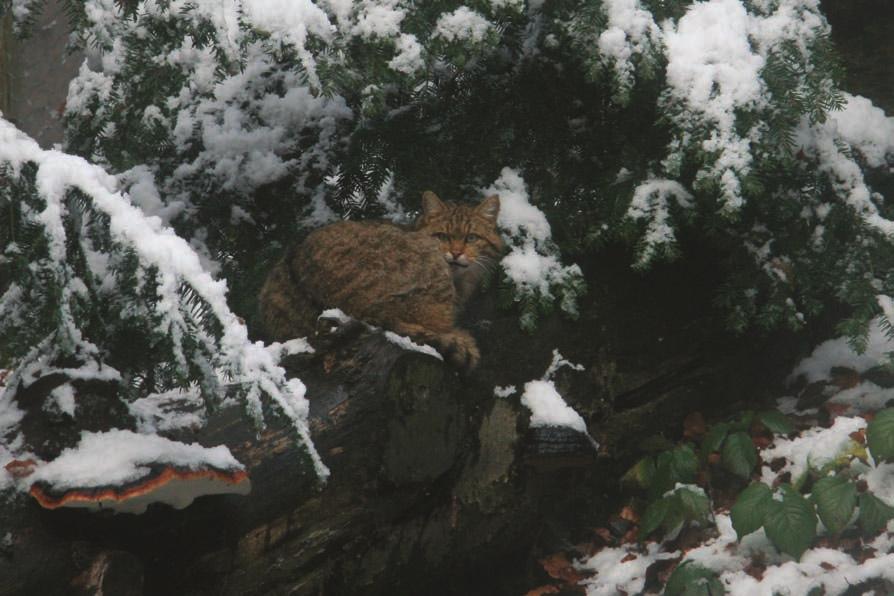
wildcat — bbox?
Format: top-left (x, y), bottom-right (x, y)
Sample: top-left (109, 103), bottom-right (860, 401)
top-left (258, 192), bottom-right (503, 369)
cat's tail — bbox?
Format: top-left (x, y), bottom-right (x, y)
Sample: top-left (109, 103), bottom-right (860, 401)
top-left (258, 257), bottom-right (320, 342)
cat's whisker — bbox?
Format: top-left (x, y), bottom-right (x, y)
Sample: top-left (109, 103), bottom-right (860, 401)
top-left (472, 257), bottom-right (498, 273)
top-left (471, 262), bottom-right (494, 276)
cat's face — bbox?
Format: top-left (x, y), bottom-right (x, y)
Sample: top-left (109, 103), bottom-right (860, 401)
top-left (416, 192), bottom-right (504, 272)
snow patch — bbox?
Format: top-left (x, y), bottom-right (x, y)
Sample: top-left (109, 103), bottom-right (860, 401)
top-left (319, 308), bottom-right (353, 325)
top-left (383, 331), bottom-right (443, 361)
top-left (0, 117), bottom-right (328, 479)
top-left (759, 416), bottom-right (866, 485)
top-left (484, 168), bottom-right (583, 313)
top-left (29, 429), bottom-right (243, 490)
top-left (494, 385), bottom-right (517, 398)
top-left (626, 179), bottom-right (693, 264)
top-left (827, 93), bottom-right (894, 169)
top-left (434, 7), bottom-right (492, 43)
top-left (388, 33), bottom-right (424, 74)
top-left (789, 318), bottom-right (894, 383)
top-left (47, 384), bottom-right (77, 417)
top-left (579, 542), bottom-right (679, 595)
top-left (597, 0), bottom-right (661, 98)
top-left (521, 380), bottom-right (588, 433)
top-left (129, 388), bottom-right (207, 434)
top-left (518, 349), bottom-right (591, 436)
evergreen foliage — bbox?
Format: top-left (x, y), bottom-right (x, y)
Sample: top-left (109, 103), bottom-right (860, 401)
top-left (25, 0), bottom-right (886, 340)
top-left (0, 121), bottom-right (327, 477)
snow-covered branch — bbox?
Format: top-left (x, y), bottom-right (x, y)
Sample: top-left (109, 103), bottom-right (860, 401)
top-left (0, 117), bottom-right (327, 479)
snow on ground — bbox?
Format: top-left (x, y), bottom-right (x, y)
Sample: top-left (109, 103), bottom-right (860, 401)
top-left (864, 463), bottom-right (894, 505)
top-left (786, 316), bottom-right (894, 417)
top-left (682, 514), bottom-right (894, 595)
top-left (579, 541), bottom-right (679, 596)
top-left (758, 416), bottom-right (866, 486)
top-left (789, 318), bottom-right (894, 383)
top-left (578, 319), bottom-right (894, 594)
top-left (826, 382), bottom-right (894, 416)
top-left (318, 307), bottom-right (354, 325)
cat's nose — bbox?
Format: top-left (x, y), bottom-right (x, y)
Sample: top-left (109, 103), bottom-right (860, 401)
top-left (451, 250), bottom-right (463, 259)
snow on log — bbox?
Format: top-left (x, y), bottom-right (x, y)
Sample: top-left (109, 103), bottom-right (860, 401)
top-left (24, 430), bottom-right (250, 514)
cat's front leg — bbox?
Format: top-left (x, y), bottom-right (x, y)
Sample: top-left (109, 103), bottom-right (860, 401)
top-left (391, 321), bottom-right (480, 370)
top-left (438, 329), bottom-right (480, 370)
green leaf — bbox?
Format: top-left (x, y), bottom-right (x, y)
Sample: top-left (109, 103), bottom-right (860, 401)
top-left (651, 445), bottom-right (699, 499)
top-left (722, 432), bottom-right (758, 479)
top-left (867, 408), bottom-right (894, 462)
top-left (651, 453), bottom-right (675, 500)
top-left (661, 494), bottom-right (687, 535)
top-left (758, 410), bottom-right (794, 435)
top-left (639, 496), bottom-right (670, 540)
top-left (678, 487), bottom-right (712, 525)
top-left (811, 475), bottom-right (857, 535)
top-left (731, 483), bottom-right (772, 539)
top-left (621, 457), bottom-right (656, 492)
top-left (858, 492), bottom-right (894, 535)
top-left (764, 485), bottom-right (817, 559)
top-left (701, 423), bottom-right (730, 461)
top-left (665, 561), bottom-right (726, 596)
top-left (670, 444), bottom-right (699, 482)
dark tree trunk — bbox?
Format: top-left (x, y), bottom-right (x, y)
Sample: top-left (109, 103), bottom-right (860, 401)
top-left (1, 330), bottom-right (544, 596)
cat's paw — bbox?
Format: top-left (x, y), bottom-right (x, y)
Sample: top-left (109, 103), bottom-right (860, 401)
top-left (442, 330), bottom-right (480, 370)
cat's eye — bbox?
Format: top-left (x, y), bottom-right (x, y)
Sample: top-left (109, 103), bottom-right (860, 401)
top-left (466, 234), bottom-right (480, 242)
top-left (434, 232), bottom-right (449, 241)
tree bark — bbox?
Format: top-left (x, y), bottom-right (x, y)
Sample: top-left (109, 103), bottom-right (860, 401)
top-left (1, 329), bottom-right (549, 595)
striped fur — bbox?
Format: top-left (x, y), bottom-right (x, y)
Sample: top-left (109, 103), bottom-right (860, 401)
top-left (258, 192), bottom-right (502, 369)
top-left (415, 192), bottom-right (504, 307)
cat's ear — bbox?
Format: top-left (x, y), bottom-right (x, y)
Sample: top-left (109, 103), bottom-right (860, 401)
top-left (476, 194), bottom-right (500, 223)
top-left (422, 191), bottom-right (447, 216)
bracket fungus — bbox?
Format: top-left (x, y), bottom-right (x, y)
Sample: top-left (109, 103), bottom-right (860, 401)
top-left (24, 429), bottom-right (251, 514)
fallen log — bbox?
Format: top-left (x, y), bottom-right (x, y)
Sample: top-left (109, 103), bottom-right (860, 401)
top-left (0, 328), bottom-right (554, 595)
